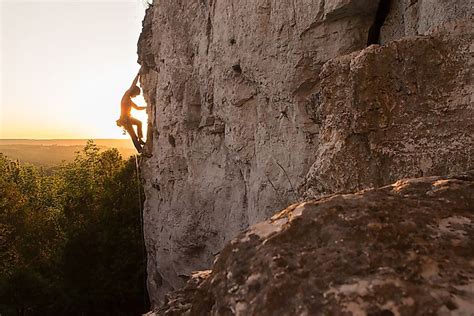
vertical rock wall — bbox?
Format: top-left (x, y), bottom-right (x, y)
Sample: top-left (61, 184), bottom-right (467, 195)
top-left (302, 25), bottom-right (473, 198)
top-left (380, 0), bottom-right (472, 43)
top-left (137, 0), bottom-right (473, 305)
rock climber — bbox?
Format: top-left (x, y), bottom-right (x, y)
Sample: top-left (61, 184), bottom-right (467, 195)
top-left (116, 73), bottom-right (147, 153)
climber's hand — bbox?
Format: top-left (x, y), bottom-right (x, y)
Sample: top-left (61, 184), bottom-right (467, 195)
top-left (131, 73), bottom-right (140, 87)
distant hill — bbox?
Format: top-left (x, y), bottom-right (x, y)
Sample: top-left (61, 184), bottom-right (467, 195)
top-left (0, 139), bottom-right (137, 168)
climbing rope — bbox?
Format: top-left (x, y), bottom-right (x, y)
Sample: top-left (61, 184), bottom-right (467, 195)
top-left (135, 155), bottom-right (148, 309)
top-left (134, 155), bottom-right (143, 217)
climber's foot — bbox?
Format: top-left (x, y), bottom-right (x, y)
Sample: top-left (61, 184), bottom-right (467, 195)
top-left (141, 151), bottom-right (152, 158)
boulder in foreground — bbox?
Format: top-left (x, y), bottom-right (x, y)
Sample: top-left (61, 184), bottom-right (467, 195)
top-left (154, 171), bottom-right (474, 315)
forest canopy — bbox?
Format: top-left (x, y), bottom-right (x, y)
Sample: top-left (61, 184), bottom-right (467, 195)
top-left (0, 141), bottom-right (148, 315)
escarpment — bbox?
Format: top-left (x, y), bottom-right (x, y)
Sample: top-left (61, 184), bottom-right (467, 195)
top-left (137, 0), bottom-right (473, 306)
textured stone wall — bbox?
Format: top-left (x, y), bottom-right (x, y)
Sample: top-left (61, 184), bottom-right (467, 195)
top-left (380, 0), bottom-right (472, 43)
top-left (302, 25), bottom-right (474, 198)
top-left (137, 0), bottom-right (473, 305)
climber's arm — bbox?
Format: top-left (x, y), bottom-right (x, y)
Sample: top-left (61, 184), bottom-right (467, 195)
top-left (123, 73), bottom-right (140, 98)
top-left (131, 101), bottom-right (146, 111)
top-left (123, 73), bottom-right (140, 97)
top-left (130, 73), bottom-right (139, 90)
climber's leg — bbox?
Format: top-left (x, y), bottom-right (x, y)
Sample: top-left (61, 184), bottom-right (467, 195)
top-left (129, 117), bottom-right (144, 141)
top-left (123, 122), bottom-right (143, 153)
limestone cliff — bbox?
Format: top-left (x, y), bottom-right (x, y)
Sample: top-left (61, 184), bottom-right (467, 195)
top-left (137, 0), bottom-right (473, 306)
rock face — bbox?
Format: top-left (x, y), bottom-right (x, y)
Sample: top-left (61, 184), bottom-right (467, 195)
top-left (380, 0), bottom-right (472, 43)
top-left (137, 0), bottom-right (473, 305)
top-left (302, 25), bottom-right (473, 198)
top-left (154, 172), bottom-right (474, 315)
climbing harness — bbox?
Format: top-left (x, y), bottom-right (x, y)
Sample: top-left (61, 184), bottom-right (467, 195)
top-left (116, 118), bottom-right (128, 136)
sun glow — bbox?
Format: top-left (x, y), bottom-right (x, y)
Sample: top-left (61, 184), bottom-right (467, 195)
top-left (0, 1), bottom-right (148, 140)
top-left (131, 94), bottom-right (149, 128)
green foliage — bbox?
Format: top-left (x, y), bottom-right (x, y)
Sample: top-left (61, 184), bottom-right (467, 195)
top-left (0, 141), bottom-right (148, 315)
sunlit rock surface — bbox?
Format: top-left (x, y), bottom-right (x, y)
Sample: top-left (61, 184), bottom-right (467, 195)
top-left (137, 0), bottom-right (473, 305)
top-left (153, 172), bottom-right (474, 315)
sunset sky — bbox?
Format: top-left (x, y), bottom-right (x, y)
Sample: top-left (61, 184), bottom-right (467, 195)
top-left (1, 0), bottom-right (148, 139)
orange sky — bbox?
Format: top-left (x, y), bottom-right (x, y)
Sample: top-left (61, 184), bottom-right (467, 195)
top-left (0, 0), bottom-right (148, 139)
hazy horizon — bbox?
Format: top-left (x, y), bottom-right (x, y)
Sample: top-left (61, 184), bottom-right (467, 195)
top-left (0, 138), bottom-right (138, 167)
top-left (0, 138), bottom-right (136, 146)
